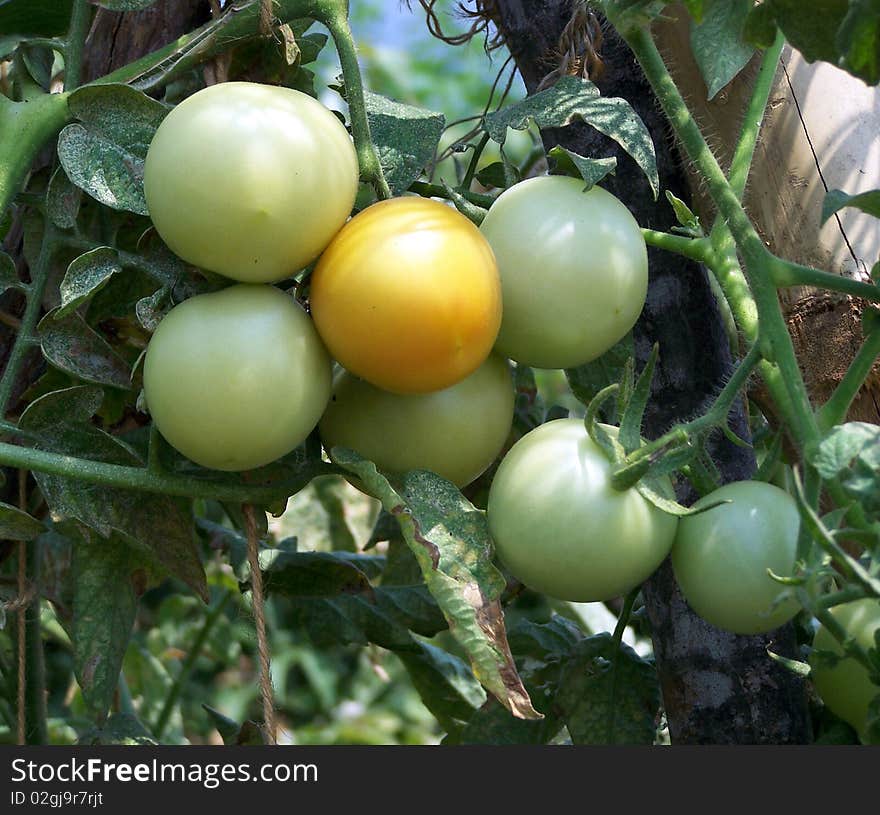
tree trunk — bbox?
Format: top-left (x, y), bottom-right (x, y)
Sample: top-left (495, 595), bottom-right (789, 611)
top-left (493, 0), bottom-right (812, 743)
top-left (82, 0), bottom-right (208, 83)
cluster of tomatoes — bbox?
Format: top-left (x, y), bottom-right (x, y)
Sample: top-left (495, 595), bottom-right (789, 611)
top-left (141, 81), bottom-right (877, 742)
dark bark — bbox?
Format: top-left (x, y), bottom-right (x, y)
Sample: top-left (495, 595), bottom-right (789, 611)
top-left (82, 0), bottom-right (208, 83)
top-left (493, 0), bottom-right (811, 743)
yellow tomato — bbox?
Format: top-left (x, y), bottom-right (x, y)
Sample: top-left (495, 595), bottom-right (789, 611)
top-left (309, 197), bottom-right (502, 394)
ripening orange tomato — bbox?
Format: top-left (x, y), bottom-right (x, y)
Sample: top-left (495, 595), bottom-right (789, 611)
top-left (309, 196), bottom-right (502, 394)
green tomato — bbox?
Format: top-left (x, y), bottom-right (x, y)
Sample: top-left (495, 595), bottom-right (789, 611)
top-left (143, 284), bottom-right (331, 471)
top-left (319, 354), bottom-right (514, 487)
top-left (479, 175), bottom-right (648, 369)
top-left (811, 598), bottom-right (880, 742)
top-left (144, 82), bottom-right (359, 284)
top-left (486, 418), bottom-right (678, 602)
top-left (671, 480), bottom-right (800, 634)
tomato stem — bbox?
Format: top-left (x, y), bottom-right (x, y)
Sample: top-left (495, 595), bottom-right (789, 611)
top-left (817, 326), bottom-right (880, 432)
top-left (621, 25), bottom-right (820, 455)
top-left (64, 0), bottom-right (93, 92)
top-left (0, 437), bottom-right (334, 504)
top-left (0, 224), bottom-right (58, 419)
top-left (640, 229), bottom-right (711, 263)
top-left (321, 8), bottom-right (392, 199)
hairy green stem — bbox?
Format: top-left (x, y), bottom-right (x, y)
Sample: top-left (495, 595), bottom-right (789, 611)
top-left (623, 25), bottom-right (819, 453)
top-left (816, 586), bottom-right (870, 610)
top-left (641, 229), bottom-right (711, 263)
top-left (725, 31), bottom-right (785, 204)
top-left (0, 225), bottom-right (58, 417)
top-left (64, 0), bottom-right (92, 92)
top-left (617, 342), bottom-right (763, 475)
top-left (772, 260), bottom-right (880, 303)
top-left (818, 327), bottom-right (880, 431)
top-left (153, 590), bottom-right (233, 741)
top-left (322, 9), bottom-right (391, 199)
top-left (0, 438), bottom-right (332, 504)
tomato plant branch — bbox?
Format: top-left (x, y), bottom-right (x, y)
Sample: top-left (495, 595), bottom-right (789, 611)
top-left (64, 0), bottom-right (93, 92)
top-left (817, 325), bottom-right (880, 431)
top-left (800, 588), bottom-right (877, 677)
top-left (17, 536), bottom-right (47, 744)
top-left (771, 260), bottom-right (880, 304)
top-left (0, 438), bottom-right (331, 505)
top-left (640, 229), bottom-right (711, 263)
top-left (0, 92), bottom-right (70, 219)
top-left (462, 133), bottom-right (490, 190)
top-left (321, 7), bottom-right (391, 200)
top-left (792, 471), bottom-right (880, 600)
top-left (408, 181), bottom-right (495, 208)
top-left (0, 224), bottom-right (58, 418)
top-left (613, 342), bottom-right (762, 486)
top-left (620, 25), bottom-right (819, 453)
top-left (152, 589), bottom-right (233, 741)
top-left (724, 31), bottom-right (785, 204)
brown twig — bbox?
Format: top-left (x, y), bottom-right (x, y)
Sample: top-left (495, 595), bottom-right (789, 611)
top-left (243, 503), bottom-right (276, 744)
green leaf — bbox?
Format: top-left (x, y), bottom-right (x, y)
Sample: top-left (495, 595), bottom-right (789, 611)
top-left (484, 75), bottom-right (659, 199)
top-left (39, 309), bottom-right (132, 389)
top-left (265, 546), bottom-right (483, 726)
top-left (46, 166), bottom-right (82, 230)
top-left (683, 0), bottom-right (706, 22)
top-left (765, 0), bottom-right (849, 65)
top-left (475, 161), bottom-right (517, 189)
top-left (71, 528), bottom-right (149, 722)
top-left (453, 616), bottom-right (583, 744)
top-left (619, 343), bottom-right (658, 454)
top-left (397, 644), bottom-right (486, 733)
top-left (19, 387), bottom-right (207, 601)
top-left (68, 84), bottom-right (169, 155)
top-left (836, 0), bottom-right (880, 85)
top-left (636, 478), bottom-right (708, 517)
top-left (0, 0), bottom-right (73, 37)
top-left (57, 124), bottom-right (149, 215)
top-left (440, 179), bottom-right (486, 225)
top-left (822, 188), bottom-right (880, 224)
top-left (57, 85), bottom-right (169, 215)
top-left (565, 334), bottom-right (634, 423)
top-left (809, 422), bottom-right (880, 516)
top-left (690, 0), bottom-right (756, 99)
top-left (0, 251), bottom-right (21, 293)
top-left (548, 146), bottom-right (617, 189)
top-left (512, 364), bottom-right (546, 435)
top-left (202, 706), bottom-right (265, 745)
top-left (57, 248), bottom-right (123, 318)
top-left (97, 0), bottom-right (158, 9)
top-left (78, 713), bottom-right (156, 746)
top-left (0, 501), bottom-right (45, 540)
top-left (365, 92), bottom-right (445, 195)
top-left (135, 287), bottom-right (170, 333)
top-left (666, 189), bottom-right (702, 233)
top-left (21, 43), bottom-right (55, 91)
top-left (556, 632), bottom-right (660, 744)
top-left (743, 2), bottom-right (780, 48)
top-left (331, 450), bottom-right (540, 720)
top-left (262, 551), bottom-right (376, 598)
